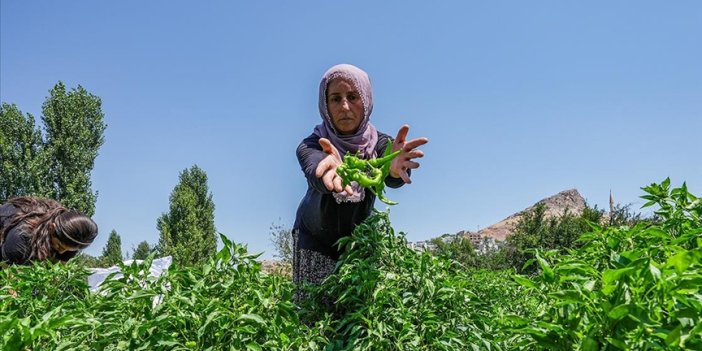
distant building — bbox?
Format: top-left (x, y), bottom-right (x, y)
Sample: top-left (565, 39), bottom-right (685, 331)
top-left (457, 230), bottom-right (499, 254)
top-left (476, 236), bottom-right (499, 254)
top-left (410, 231), bottom-right (501, 256)
top-left (408, 240), bottom-right (436, 252)
top-left (457, 230), bottom-right (482, 247)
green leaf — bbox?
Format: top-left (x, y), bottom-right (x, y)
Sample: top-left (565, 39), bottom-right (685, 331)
top-left (512, 274), bottom-right (537, 289)
top-left (605, 337), bottom-right (628, 349)
top-left (583, 280), bottom-right (596, 291)
top-left (502, 315), bottom-right (529, 327)
top-left (536, 252), bottom-right (555, 283)
top-left (238, 313), bottom-right (266, 326)
top-left (602, 267), bottom-right (636, 285)
top-left (648, 262), bottom-right (661, 281)
top-left (549, 290), bottom-right (584, 304)
top-left (666, 326), bottom-right (682, 347)
top-left (607, 304), bottom-right (630, 320)
top-left (582, 336), bottom-right (599, 351)
top-left (667, 251), bottom-right (692, 273)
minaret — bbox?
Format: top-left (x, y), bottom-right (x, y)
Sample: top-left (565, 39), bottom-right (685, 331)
top-left (609, 189), bottom-right (615, 225)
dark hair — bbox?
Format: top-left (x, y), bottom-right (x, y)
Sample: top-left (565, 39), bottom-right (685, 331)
top-left (55, 210), bottom-right (98, 249)
top-left (0, 197), bottom-right (98, 261)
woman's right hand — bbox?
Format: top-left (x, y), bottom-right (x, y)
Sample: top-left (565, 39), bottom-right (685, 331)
top-left (315, 138), bottom-right (354, 195)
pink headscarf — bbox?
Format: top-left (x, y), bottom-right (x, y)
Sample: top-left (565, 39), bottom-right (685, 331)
top-left (313, 64), bottom-right (379, 159)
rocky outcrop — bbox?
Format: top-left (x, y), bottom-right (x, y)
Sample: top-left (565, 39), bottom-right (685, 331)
top-left (476, 189), bottom-right (586, 241)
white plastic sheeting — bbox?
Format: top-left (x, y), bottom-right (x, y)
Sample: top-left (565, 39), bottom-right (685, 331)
top-left (87, 256), bottom-right (172, 292)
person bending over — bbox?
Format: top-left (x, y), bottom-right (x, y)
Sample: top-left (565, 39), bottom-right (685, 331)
top-left (0, 196), bottom-right (98, 265)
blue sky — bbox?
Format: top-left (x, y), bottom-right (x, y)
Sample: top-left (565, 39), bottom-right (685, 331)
top-left (2, 1), bottom-right (700, 259)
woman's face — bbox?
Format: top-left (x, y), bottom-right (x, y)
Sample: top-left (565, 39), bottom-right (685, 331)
top-left (50, 234), bottom-right (79, 254)
top-left (327, 78), bottom-right (364, 135)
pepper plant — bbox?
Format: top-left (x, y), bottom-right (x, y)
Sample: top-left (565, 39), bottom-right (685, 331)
top-left (302, 210), bottom-right (535, 350)
top-left (508, 179), bottom-right (702, 350)
top-left (2, 179), bottom-right (700, 351)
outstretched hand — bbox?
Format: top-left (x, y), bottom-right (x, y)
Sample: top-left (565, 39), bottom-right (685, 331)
top-left (390, 124), bottom-right (429, 184)
top-left (315, 138), bottom-right (354, 195)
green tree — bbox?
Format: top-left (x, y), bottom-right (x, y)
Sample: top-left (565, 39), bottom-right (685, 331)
top-left (0, 83), bottom-right (106, 215)
top-left (157, 165), bottom-right (217, 267)
top-left (71, 252), bottom-right (101, 268)
top-left (430, 235), bottom-right (479, 268)
top-left (506, 202), bottom-right (605, 273)
top-left (608, 203), bottom-right (644, 227)
top-left (269, 219), bottom-right (293, 267)
top-left (101, 230), bottom-right (123, 266)
top-left (131, 241), bottom-right (153, 260)
top-left (0, 103), bottom-right (46, 201)
top-left (505, 203), bottom-right (549, 273)
top-left (479, 247), bottom-right (510, 271)
top-left (41, 82), bottom-right (106, 216)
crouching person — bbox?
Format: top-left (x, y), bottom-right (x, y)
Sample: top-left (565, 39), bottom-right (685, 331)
top-left (0, 196), bottom-right (98, 265)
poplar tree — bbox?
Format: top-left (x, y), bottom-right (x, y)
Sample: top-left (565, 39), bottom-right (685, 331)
top-left (0, 103), bottom-right (46, 201)
top-left (157, 165), bottom-right (217, 266)
top-left (101, 230), bottom-right (124, 266)
top-left (0, 82), bottom-right (106, 215)
top-left (41, 82), bottom-right (106, 216)
top-left (131, 241), bottom-right (153, 260)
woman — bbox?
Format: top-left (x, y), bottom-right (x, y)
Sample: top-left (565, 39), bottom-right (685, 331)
top-left (293, 64), bottom-right (428, 295)
top-left (0, 196), bottom-right (98, 265)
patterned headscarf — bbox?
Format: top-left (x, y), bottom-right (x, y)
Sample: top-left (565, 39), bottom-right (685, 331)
top-left (313, 64), bottom-right (378, 159)
top-left (313, 64), bottom-right (379, 203)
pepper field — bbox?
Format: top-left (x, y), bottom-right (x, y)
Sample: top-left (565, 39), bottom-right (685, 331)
top-left (1, 179), bottom-right (700, 350)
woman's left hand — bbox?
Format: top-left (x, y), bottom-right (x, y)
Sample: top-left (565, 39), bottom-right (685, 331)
top-left (390, 124), bottom-right (429, 184)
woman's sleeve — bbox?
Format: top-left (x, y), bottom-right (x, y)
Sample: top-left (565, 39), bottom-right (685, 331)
top-left (297, 134), bottom-right (331, 194)
top-left (1, 226), bottom-right (31, 264)
top-left (377, 133), bottom-right (409, 189)
top-left (0, 203), bottom-right (17, 229)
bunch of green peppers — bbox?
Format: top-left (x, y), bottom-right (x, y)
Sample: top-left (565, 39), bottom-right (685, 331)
top-left (336, 140), bottom-right (401, 205)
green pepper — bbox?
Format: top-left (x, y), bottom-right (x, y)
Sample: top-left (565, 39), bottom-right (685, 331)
top-left (356, 168), bottom-right (383, 188)
top-left (336, 139), bottom-right (401, 205)
top-left (377, 192), bottom-right (398, 206)
top-left (368, 149), bottom-right (401, 168)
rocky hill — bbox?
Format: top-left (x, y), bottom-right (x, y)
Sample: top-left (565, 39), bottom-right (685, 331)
top-left (473, 189), bottom-right (586, 241)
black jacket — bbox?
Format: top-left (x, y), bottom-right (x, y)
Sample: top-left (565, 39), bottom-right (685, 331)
top-left (293, 132), bottom-right (406, 260)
